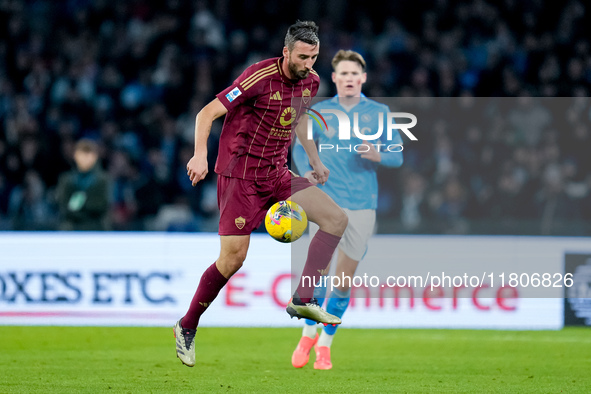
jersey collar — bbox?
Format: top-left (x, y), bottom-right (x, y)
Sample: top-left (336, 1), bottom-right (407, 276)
top-left (278, 57), bottom-right (299, 84)
top-left (330, 93), bottom-right (368, 110)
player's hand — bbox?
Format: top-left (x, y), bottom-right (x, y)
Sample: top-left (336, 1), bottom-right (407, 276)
top-left (303, 170), bottom-right (320, 185)
top-left (310, 160), bottom-right (330, 185)
top-left (186, 154), bottom-right (208, 186)
top-left (358, 141), bottom-right (381, 162)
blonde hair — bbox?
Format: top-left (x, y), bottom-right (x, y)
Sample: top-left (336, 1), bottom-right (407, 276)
top-left (331, 50), bottom-right (366, 71)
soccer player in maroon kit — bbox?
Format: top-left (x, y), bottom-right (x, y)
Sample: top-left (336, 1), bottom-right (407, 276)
top-left (174, 21), bottom-right (348, 367)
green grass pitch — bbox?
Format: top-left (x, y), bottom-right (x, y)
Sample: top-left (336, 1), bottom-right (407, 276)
top-left (1, 326), bottom-right (590, 393)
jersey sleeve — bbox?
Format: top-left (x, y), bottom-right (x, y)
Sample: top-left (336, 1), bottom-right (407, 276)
top-left (292, 100), bottom-right (323, 175)
top-left (378, 105), bottom-right (404, 168)
top-left (292, 138), bottom-right (313, 175)
top-left (216, 63), bottom-right (265, 110)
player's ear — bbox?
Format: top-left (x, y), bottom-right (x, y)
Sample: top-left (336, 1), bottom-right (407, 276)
top-left (331, 72), bottom-right (336, 83)
top-left (361, 72), bottom-right (367, 84)
top-left (283, 46), bottom-right (289, 58)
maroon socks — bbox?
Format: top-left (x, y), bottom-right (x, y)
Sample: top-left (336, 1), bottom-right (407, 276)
top-left (181, 262), bottom-right (228, 329)
top-left (295, 229), bottom-right (341, 303)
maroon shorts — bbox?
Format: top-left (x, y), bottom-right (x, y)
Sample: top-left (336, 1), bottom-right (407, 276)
top-left (217, 171), bottom-right (313, 235)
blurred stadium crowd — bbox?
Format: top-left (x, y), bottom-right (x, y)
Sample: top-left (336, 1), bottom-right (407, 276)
top-left (0, 0), bottom-right (589, 234)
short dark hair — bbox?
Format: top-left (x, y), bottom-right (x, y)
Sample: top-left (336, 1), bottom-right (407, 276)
top-left (75, 138), bottom-right (99, 154)
top-left (331, 50), bottom-right (366, 71)
top-left (284, 21), bottom-right (319, 51)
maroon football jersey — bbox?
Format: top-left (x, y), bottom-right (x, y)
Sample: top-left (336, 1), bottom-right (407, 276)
top-left (215, 57), bottom-right (319, 180)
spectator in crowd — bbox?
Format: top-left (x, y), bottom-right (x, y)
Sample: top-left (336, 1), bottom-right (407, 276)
top-left (56, 138), bottom-right (110, 231)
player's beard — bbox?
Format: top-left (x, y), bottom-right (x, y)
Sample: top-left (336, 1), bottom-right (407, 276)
top-left (288, 59), bottom-right (310, 80)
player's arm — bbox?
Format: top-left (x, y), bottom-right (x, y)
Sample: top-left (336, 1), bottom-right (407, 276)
top-left (187, 98), bottom-right (228, 186)
top-left (358, 110), bottom-right (403, 168)
top-left (377, 114), bottom-right (404, 167)
top-left (292, 113), bottom-right (318, 184)
top-left (292, 138), bottom-right (317, 184)
top-left (294, 113), bottom-right (330, 185)
top-left (377, 139), bottom-right (404, 168)
top-left (357, 140), bottom-right (403, 167)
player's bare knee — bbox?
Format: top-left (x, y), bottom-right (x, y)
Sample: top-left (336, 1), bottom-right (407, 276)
top-left (222, 257), bottom-right (244, 277)
top-left (231, 248), bottom-right (247, 267)
top-left (218, 247), bottom-right (247, 276)
top-left (228, 259), bottom-right (244, 274)
top-left (316, 207), bottom-right (348, 235)
top-left (335, 208), bottom-right (348, 235)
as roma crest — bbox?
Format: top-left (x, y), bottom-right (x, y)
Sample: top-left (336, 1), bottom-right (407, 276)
top-left (302, 88), bottom-right (311, 104)
top-left (235, 216), bottom-right (246, 229)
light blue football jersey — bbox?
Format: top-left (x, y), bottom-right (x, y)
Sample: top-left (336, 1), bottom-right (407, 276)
top-left (293, 95), bottom-right (403, 210)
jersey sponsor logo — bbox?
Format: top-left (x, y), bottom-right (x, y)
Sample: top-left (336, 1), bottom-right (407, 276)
top-left (226, 87), bottom-right (242, 102)
top-left (235, 216), bottom-right (246, 229)
top-left (280, 107), bottom-right (297, 126)
top-left (269, 127), bottom-right (292, 138)
top-left (271, 91), bottom-right (282, 101)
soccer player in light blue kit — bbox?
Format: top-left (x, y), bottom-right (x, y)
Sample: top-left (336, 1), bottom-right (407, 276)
top-left (291, 50), bottom-right (404, 370)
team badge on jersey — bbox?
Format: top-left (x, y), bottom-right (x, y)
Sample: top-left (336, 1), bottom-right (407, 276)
top-left (302, 88), bottom-right (311, 104)
top-left (235, 216), bottom-right (246, 229)
top-left (325, 125), bottom-right (336, 138)
top-left (226, 87), bottom-right (242, 102)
